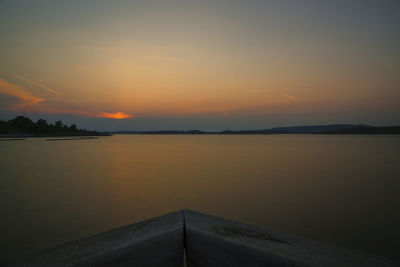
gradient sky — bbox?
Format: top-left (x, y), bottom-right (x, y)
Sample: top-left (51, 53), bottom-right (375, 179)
top-left (1, 0), bottom-right (399, 130)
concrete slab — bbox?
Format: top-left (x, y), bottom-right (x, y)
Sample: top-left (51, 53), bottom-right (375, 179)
top-left (9, 210), bottom-right (184, 267)
top-left (184, 209), bottom-right (397, 267)
top-left (7, 209), bottom-right (398, 266)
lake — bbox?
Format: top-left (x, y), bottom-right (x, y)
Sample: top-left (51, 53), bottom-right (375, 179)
top-left (1, 134), bottom-right (399, 263)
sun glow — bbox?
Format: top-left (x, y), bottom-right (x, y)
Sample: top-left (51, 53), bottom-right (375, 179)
top-left (0, 1), bottom-right (399, 128)
top-left (99, 112), bottom-right (133, 119)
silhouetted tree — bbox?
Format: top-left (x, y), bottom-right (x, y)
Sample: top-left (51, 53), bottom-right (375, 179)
top-left (35, 119), bottom-right (49, 134)
top-left (69, 124), bottom-right (77, 132)
top-left (36, 119), bottom-right (48, 127)
top-left (0, 119), bottom-right (6, 134)
top-left (8, 116), bottom-right (35, 131)
top-left (55, 120), bottom-right (63, 129)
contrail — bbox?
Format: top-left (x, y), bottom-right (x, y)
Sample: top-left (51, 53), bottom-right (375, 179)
top-left (13, 74), bottom-right (59, 94)
top-left (283, 93), bottom-right (298, 102)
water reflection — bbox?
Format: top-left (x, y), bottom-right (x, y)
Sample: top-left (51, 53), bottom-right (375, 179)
top-left (1, 135), bottom-right (399, 262)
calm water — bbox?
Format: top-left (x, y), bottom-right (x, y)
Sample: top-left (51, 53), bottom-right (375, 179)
top-left (1, 135), bottom-right (399, 262)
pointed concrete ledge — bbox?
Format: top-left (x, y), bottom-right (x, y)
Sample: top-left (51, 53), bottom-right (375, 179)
top-left (184, 209), bottom-right (396, 267)
top-left (9, 211), bottom-right (184, 267)
top-left (8, 209), bottom-right (397, 266)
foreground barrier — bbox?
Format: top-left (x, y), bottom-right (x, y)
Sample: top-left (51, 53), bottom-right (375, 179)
top-left (8, 209), bottom-right (397, 266)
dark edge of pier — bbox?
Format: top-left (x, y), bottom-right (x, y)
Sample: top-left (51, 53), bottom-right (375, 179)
top-left (6, 209), bottom-right (398, 267)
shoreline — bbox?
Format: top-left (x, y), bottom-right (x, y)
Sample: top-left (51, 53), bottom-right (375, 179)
top-left (0, 134), bottom-right (111, 138)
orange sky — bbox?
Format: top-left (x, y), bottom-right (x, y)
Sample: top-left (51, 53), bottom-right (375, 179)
top-left (0, 1), bottom-right (399, 130)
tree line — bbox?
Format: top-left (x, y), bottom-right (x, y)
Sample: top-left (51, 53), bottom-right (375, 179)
top-left (0, 116), bottom-right (105, 136)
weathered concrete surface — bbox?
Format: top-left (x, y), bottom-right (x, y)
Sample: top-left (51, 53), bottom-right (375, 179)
top-left (7, 209), bottom-right (398, 266)
top-left (8, 211), bottom-right (183, 267)
top-left (184, 209), bottom-right (397, 267)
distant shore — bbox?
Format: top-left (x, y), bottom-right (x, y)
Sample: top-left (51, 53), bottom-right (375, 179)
top-left (3, 117), bottom-right (400, 137)
top-left (112, 125), bottom-right (400, 135)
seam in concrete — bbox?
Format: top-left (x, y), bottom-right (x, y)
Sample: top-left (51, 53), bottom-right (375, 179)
top-left (183, 209), bottom-right (188, 267)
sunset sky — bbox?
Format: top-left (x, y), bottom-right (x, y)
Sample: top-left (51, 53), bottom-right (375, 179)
top-left (1, 0), bottom-right (399, 130)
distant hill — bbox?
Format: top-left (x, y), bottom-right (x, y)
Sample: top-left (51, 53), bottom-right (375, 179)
top-left (219, 124), bottom-right (371, 134)
top-left (0, 116), bottom-right (109, 137)
top-left (322, 126), bottom-right (400, 134)
top-left (112, 124), bottom-right (400, 135)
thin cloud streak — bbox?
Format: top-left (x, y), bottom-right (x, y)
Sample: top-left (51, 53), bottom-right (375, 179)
top-left (283, 93), bottom-right (298, 102)
top-left (13, 74), bottom-right (59, 94)
top-left (0, 78), bottom-right (44, 105)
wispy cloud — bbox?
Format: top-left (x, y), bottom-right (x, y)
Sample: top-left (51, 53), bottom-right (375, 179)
top-left (0, 78), bottom-right (44, 106)
top-left (1, 78), bottom-right (133, 119)
top-left (13, 74), bottom-right (59, 94)
top-left (283, 93), bottom-right (298, 102)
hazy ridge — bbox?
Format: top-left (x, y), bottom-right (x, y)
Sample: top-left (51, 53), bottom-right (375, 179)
top-left (113, 124), bottom-right (400, 135)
